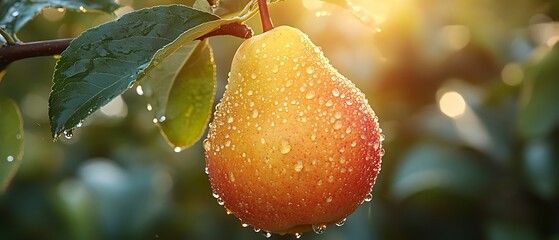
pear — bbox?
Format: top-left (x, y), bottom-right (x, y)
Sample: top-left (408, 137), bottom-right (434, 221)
top-left (204, 26), bottom-right (384, 234)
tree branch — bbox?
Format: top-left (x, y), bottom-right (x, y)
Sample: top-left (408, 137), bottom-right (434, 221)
top-left (0, 39), bottom-right (72, 70)
top-left (0, 22), bottom-right (252, 70)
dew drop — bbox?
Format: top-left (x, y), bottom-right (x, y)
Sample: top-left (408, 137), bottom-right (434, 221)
top-left (63, 130), bottom-right (73, 139)
top-left (314, 47), bottom-right (321, 53)
top-left (280, 139), bottom-right (291, 154)
top-left (295, 233), bottom-right (302, 239)
top-left (260, 138), bottom-right (266, 144)
top-left (286, 79), bottom-right (293, 87)
top-left (332, 88), bottom-right (340, 97)
top-left (334, 112), bottom-right (342, 119)
top-left (346, 99), bottom-right (353, 105)
top-left (305, 90), bottom-right (316, 99)
top-left (174, 147), bottom-right (183, 153)
top-left (212, 190), bottom-right (219, 199)
top-left (373, 140), bottom-right (380, 150)
top-left (325, 100), bottom-right (334, 107)
top-left (204, 167), bottom-right (209, 175)
top-left (379, 148), bottom-right (385, 156)
top-left (217, 197), bottom-right (225, 205)
top-left (312, 224), bottom-right (326, 234)
top-left (254, 228), bottom-right (261, 233)
top-left (158, 116), bottom-right (166, 122)
top-left (262, 231), bottom-right (272, 238)
top-left (11, 11), bottom-right (19, 17)
top-left (328, 175), bottom-right (334, 182)
top-left (15, 133), bottom-right (22, 140)
top-left (152, 118), bottom-right (158, 123)
top-left (136, 85), bottom-right (144, 95)
top-left (306, 66), bottom-right (315, 74)
top-left (251, 73), bottom-right (257, 79)
top-left (252, 109), bottom-right (259, 118)
top-left (147, 104), bottom-right (153, 111)
top-left (272, 65), bottom-right (279, 73)
top-left (364, 192), bottom-right (373, 202)
top-left (294, 160), bottom-right (303, 172)
top-left (335, 218), bottom-right (347, 227)
top-left (227, 116), bottom-right (234, 123)
top-left (7, 156), bottom-right (14, 162)
top-left (299, 86), bottom-right (306, 92)
top-left (247, 90), bottom-right (253, 96)
top-left (346, 127), bottom-right (352, 134)
top-left (326, 196), bottom-right (333, 203)
top-left (203, 139), bottom-right (211, 151)
top-left (351, 141), bottom-right (357, 147)
top-left (225, 140), bottom-right (231, 147)
top-left (333, 121), bottom-right (342, 130)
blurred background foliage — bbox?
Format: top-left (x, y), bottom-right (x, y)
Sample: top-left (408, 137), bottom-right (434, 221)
top-left (1, 0), bottom-right (559, 239)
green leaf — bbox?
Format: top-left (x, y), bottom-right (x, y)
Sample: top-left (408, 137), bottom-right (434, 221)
top-left (518, 45), bottom-right (559, 138)
top-left (144, 40), bottom-right (215, 149)
top-left (49, 5), bottom-right (221, 139)
top-left (0, 96), bottom-right (23, 192)
top-left (0, 0), bottom-right (120, 41)
top-left (391, 143), bottom-right (490, 200)
top-left (193, 0), bottom-right (213, 13)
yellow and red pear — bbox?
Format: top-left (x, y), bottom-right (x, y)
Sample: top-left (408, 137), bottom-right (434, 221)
top-left (203, 26), bottom-right (384, 234)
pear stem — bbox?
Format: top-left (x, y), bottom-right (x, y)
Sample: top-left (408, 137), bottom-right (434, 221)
top-left (257, 0), bottom-right (274, 32)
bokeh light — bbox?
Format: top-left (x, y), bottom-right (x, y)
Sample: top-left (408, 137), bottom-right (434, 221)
top-left (438, 91), bottom-right (466, 118)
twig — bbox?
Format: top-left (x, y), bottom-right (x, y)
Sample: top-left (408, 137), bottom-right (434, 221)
top-left (0, 38), bottom-right (72, 70)
top-left (0, 22), bottom-right (252, 70)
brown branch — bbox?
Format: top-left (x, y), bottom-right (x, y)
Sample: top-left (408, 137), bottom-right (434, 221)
top-left (0, 39), bottom-right (72, 70)
top-left (0, 22), bottom-right (252, 70)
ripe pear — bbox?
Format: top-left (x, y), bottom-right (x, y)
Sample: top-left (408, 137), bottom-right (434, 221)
top-left (204, 26), bottom-right (384, 234)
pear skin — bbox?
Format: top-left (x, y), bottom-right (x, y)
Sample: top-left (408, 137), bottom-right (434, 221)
top-left (204, 26), bottom-right (384, 234)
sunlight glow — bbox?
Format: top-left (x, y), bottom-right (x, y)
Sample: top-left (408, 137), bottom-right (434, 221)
top-left (302, 0), bottom-right (324, 10)
top-left (439, 91), bottom-right (466, 118)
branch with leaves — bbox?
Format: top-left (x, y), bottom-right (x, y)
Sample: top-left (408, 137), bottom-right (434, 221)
top-left (0, 0), bottom-right (372, 192)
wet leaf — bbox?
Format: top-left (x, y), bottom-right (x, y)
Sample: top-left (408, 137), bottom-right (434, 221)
top-left (49, 5), bottom-right (221, 139)
top-left (0, 0), bottom-right (120, 41)
top-left (518, 45), bottom-right (559, 138)
top-left (0, 96), bottom-right (23, 192)
top-left (150, 40), bottom-right (215, 149)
